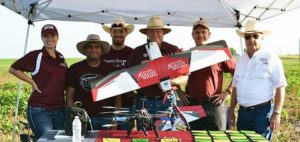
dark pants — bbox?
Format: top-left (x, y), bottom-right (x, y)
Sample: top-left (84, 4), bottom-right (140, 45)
top-left (188, 99), bottom-right (227, 130)
top-left (237, 102), bottom-right (272, 140)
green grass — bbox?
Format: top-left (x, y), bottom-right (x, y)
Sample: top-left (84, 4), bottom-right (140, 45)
top-left (0, 59), bottom-right (17, 84)
top-left (0, 57), bottom-right (299, 142)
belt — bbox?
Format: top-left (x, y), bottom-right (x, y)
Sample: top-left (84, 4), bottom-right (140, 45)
top-left (240, 100), bottom-right (271, 111)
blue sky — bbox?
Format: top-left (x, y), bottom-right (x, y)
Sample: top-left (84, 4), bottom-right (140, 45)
top-left (0, 6), bottom-right (299, 59)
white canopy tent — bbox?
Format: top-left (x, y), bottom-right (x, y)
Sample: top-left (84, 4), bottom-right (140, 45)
top-left (1, 0), bottom-right (300, 141)
top-left (1, 0), bottom-right (300, 27)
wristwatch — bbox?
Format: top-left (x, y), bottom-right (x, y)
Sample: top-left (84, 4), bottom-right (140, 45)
top-left (273, 109), bottom-right (281, 114)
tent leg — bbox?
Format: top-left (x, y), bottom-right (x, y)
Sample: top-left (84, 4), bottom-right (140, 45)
top-left (239, 37), bottom-right (244, 55)
top-left (11, 24), bottom-right (31, 142)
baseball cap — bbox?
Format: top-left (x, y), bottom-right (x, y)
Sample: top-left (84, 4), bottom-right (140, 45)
top-left (193, 20), bottom-right (209, 30)
top-left (41, 24), bottom-right (58, 36)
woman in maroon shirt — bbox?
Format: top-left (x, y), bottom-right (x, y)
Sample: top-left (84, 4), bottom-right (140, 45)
top-left (9, 24), bottom-right (67, 139)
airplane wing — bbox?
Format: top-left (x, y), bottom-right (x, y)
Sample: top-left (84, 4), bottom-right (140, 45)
top-left (90, 40), bottom-right (232, 102)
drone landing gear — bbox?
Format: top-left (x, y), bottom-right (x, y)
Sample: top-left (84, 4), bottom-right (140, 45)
top-left (126, 109), bottom-right (160, 139)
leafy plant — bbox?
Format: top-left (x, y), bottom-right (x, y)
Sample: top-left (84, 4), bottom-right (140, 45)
top-left (0, 83), bottom-right (31, 134)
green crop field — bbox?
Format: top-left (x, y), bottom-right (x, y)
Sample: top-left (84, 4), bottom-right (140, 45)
top-left (0, 57), bottom-right (299, 142)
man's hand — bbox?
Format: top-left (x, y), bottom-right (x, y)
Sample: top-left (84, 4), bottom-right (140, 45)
top-left (270, 112), bottom-right (281, 131)
top-left (174, 87), bottom-right (191, 106)
top-left (31, 81), bottom-right (41, 93)
top-left (211, 91), bottom-right (230, 106)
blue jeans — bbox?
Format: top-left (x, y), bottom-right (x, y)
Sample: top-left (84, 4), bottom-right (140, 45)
top-left (237, 103), bottom-right (272, 140)
top-left (26, 106), bottom-right (66, 139)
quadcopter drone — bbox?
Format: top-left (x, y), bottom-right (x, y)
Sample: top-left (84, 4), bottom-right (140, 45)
top-left (100, 90), bottom-right (206, 139)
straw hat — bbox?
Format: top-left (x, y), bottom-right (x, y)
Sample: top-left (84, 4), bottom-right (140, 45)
top-left (139, 16), bottom-right (171, 34)
top-left (236, 20), bottom-right (271, 37)
top-left (76, 34), bottom-right (110, 55)
top-left (102, 17), bottom-right (135, 34)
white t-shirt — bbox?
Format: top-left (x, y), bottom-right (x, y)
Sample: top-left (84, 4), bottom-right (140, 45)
top-left (232, 49), bottom-right (287, 107)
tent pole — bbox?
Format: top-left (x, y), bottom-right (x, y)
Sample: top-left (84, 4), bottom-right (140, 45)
top-left (12, 23), bottom-right (31, 142)
top-left (239, 37), bottom-right (244, 55)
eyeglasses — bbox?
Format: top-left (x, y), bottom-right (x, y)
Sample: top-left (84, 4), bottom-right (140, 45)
top-left (111, 23), bottom-right (125, 28)
top-left (244, 34), bottom-right (259, 40)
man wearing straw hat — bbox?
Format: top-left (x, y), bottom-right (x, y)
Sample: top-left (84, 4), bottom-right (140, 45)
top-left (102, 17), bottom-right (135, 69)
top-left (228, 20), bottom-right (287, 140)
top-left (127, 16), bottom-right (184, 115)
top-left (66, 34), bottom-right (118, 130)
top-left (102, 17), bottom-right (135, 129)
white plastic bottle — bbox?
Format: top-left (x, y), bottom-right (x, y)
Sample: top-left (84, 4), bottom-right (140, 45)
top-left (72, 116), bottom-right (82, 142)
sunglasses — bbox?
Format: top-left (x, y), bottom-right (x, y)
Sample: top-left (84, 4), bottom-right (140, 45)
top-left (111, 23), bottom-right (125, 28)
top-left (244, 34), bottom-right (259, 40)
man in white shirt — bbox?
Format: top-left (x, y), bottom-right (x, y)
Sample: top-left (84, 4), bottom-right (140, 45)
top-left (228, 20), bottom-right (287, 140)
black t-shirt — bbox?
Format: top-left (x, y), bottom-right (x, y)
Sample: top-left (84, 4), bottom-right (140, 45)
top-left (67, 60), bottom-right (116, 116)
top-left (102, 46), bottom-right (133, 69)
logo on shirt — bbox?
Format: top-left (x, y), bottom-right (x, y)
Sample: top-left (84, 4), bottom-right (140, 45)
top-left (59, 55), bottom-right (68, 67)
top-left (103, 59), bottom-right (126, 68)
top-left (260, 57), bottom-right (269, 65)
top-left (80, 73), bottom-right (101, 91)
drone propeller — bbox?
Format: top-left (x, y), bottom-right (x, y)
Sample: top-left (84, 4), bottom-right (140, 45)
top-left (102, 106), bottom-right (129, 110)
top-left (102, 124), bottom-right (117, 127)
top-left (107, 116), bottom-right (128, 122)
top-left (157, 111), bottom-right (170, 114)
top-left (99, 110), bottom-right (129, 114)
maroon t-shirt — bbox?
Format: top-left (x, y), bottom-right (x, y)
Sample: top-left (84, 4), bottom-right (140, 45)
top-left (127, 42), bottom-right (180, 97)
top-left (185, 59), bottom-right (236, 100)
top-left (11, 47), bottom-right (67, 110)
top-left (102, 46), bottom-right (133, 70)
top-left (67, 60), bottom-right (116, 116)
top-left (102, 46), bottom-right (134, 106)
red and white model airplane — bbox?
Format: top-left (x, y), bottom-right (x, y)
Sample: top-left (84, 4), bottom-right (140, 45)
top-left (90, 40), bottom-right (232, 102)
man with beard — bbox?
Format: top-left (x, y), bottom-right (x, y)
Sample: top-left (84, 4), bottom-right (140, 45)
top-left (102, 17), bottom-right (135, 129)
top-left (66, 34), bottom-right (117, 130)
top-left (102, 17), bottom-right (135, 69)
